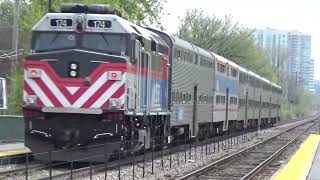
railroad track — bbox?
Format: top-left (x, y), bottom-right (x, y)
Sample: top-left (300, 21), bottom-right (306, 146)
top-left (0, 163), bottom-right (47, 179)
top-left (176, 118), bottom-right (318, 180)
top-left (0, 115), bottom-right (317, 180)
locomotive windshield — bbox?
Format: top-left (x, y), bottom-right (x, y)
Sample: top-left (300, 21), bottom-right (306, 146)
top-left (34, 32), bottom-right (76, 52)
top-left (32, 32), bottom-right (127, 55)
top-left (82, 34), bottom-right (127, 55)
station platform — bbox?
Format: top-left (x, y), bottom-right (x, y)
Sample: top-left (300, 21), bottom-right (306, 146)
top-left (273, 134), bottom-right (320, 180)
top-left (0, 142), bottom-right (31, 157)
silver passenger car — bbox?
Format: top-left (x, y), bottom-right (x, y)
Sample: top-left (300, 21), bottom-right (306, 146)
top-left (149, 29), bottom-right (282, 138)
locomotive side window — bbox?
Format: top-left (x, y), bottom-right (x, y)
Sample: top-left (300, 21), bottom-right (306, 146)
top-left (33, 32), bottom-right (76, 52)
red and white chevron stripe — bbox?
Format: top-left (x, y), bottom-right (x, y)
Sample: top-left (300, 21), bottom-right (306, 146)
top-left (23, 62), bottom-right (126, 109)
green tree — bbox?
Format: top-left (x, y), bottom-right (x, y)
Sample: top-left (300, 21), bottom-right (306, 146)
top-left (177, 9), bottom-right (276, 81)
top-left (0, 0), bottom-right (14, 27)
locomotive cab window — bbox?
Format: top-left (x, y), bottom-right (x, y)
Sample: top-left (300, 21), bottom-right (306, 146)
top-left (33, 32), bottom-right (76, 52)
top-left (82, 33), bottom-right (127, 55)
top-left (32, 32), bottom-right (128, 55)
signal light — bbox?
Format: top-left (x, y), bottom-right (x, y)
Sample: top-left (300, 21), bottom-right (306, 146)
top-left (31, 70), bottom-right (38, 77)
top-left (111, 72), bottom-right (117, 79)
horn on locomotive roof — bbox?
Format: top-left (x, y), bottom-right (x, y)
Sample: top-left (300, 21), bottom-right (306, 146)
top-left (88, 4), bottom-right (116, 14)
top-left (48, 0), bottom-right (52, 12)
top-left (60, 3), bottom-right (119, 15)
top-left (61, 3), bottom-right (89, 13)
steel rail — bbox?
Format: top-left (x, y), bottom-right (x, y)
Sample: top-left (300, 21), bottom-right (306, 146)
top-left (240, 121), bottom-right (316, 179)
top-left (0, 164), bottom-right (47, 177)
top-left (175, 117), bottom-right (318, 180)
top-left (2, 115), bottom-right (317, 180)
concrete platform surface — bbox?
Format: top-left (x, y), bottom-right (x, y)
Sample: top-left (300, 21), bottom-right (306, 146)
top-left (273, 134), bottom-right (320, 180)
top-left (0, 143), bottom-right (30, 157)
top-left (307, 143), bottom-right (320, 180)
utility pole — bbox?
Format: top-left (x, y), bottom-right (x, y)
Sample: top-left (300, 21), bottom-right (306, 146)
top-left (9, 0), bottom-right (19, 114)
top-left (290, 98), bottom-right (293, 119)
top-left (12, 0), bottom-right (19, 69)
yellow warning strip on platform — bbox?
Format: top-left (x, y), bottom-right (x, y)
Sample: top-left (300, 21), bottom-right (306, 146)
top-left (273, 134), bottom-right (320, 180)
top-left (0, 149), bottom-right (31, 157)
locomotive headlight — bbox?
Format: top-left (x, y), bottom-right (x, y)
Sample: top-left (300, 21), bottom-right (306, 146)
top-left (76, 14), bottom-right (85, 23)
top-left (26, 95), bottom-right (37, 105)
top-left (110, 100), bottom-right (118, 107)
top-left (109, 98), bottom-right (120, 109)
top-left (70, 70), bottom-right (77, 77)
top-left (70, 63), bottom-right (78, 70)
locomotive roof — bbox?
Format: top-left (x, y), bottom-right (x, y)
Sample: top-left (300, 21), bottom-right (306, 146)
top-left (33, 13), bottom-right (168, 47)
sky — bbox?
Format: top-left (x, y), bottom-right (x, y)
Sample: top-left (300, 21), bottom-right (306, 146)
top-left (160, 0), bottom-right (320, 79)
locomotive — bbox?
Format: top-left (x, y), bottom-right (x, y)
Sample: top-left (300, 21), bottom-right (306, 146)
top-left (22, 4), bottom-right (282, 161)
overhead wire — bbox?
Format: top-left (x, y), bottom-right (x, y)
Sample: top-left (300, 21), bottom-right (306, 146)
top-left (0, 49), bottom-right (24, 59)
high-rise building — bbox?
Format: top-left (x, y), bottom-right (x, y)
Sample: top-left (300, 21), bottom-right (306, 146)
top-left (314, 80), bottom-right (320, 96)
top-left (254, 28), bottom-right (314, 92)
top-left (254, 28), bottom-right (288, 69)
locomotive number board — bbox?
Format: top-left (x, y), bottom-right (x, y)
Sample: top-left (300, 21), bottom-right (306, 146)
top-left (88, 20), bottom-right (112, 28)
top-left (50, 19), bottom-right (73, 27)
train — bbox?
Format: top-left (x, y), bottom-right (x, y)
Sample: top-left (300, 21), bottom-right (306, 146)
top-left (0, 77), bottom-right (7, 110)
top-left (22, 3), bottom-right (282, 161)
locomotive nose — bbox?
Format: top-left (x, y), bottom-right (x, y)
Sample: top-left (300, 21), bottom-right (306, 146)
top-left (56, 129), bottom-right (80, 142)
